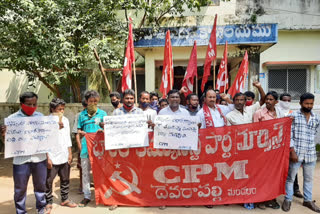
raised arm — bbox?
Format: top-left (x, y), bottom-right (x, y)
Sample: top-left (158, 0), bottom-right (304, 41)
top-left (253, 81), bottom-right (265, 106)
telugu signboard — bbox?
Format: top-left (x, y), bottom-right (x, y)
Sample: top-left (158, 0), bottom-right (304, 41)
top-left (134, 24), bottom-right (278, 47)
top-left (4, 116), bottom-right (59, 158)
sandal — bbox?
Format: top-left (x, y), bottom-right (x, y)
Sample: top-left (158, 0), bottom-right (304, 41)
top-left (257, 202), bottom-right (266, 210)
top-left (61, 200), bottom-right (77, 208)
top-left (109, 205), bottom-right (118, 211)
top-left (45, 204), bottom-right (52, 214)
top-left (78, 198), bottom-right (91, 207)
top-left (265, 199), bottom-right (280, 209)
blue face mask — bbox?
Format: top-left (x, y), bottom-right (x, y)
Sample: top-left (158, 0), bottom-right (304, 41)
top-left (140, 102), bottom-right (149, 109)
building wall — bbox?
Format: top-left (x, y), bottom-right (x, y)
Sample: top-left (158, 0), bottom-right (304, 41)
top-left (260, 31), bottom-right (320, 104)
top-left (0, 70), bottom-right (53, 103)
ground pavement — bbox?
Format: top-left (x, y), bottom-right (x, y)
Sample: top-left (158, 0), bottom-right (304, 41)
top-left (1, 153), bottom-right (320, 214)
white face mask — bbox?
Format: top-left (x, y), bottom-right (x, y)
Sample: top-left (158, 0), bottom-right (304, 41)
top-left (279, 100), bottom-right (291, 110)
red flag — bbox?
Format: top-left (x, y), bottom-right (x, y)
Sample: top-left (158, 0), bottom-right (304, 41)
top-left (216, 41), bottom-right (228, 93)
top-left (160, 30), bottom-right (173, 98)
top-left (182, 41), bottom-right (197, 97)
top-left (201, 14), bottom-right (217, 92)
top-left (121, 18), bottom-right (135, 92)
top-left (228, 51), bottom-right (249, 98)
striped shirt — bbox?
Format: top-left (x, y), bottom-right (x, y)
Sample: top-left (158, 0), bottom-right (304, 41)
top-left (290, 110), bottom-right (320, 163)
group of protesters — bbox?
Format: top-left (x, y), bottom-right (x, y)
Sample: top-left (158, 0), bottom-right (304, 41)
top-left (1, 81), bottom-right (320, 213)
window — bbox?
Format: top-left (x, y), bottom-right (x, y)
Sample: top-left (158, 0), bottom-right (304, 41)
top-left (268, 66), bottom-right (309, 101)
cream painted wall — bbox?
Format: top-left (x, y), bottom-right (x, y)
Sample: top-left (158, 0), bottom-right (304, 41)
top-left (0, 70), bottom-right (52, 103)
top-left (260, 31), bottom-right (320, 104)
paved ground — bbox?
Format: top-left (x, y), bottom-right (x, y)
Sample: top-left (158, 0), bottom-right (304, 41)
top-left (1, 154), bottom-right (320, 214)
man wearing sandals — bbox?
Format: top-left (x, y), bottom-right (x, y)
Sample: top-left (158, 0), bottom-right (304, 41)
top-left (253, 91), bottom-right (284, 209)
top-left (45, 98), bottom-right (77, 213)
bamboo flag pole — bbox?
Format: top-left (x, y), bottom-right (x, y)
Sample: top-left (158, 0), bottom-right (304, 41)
top-left (213, 60), bottom-right (216, 90)
top-left (133, 60), bottom-right (138, 105)
top-left (93, 48), bottom-right (111, 93)
top-left (196, 76), bottom-right (198, 95)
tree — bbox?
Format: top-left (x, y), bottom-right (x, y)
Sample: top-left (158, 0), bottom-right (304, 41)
top-left (0, 0), bottom-right (210, 102)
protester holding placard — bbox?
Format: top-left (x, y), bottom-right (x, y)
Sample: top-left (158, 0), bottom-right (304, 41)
top-left (282, 93), bottom-right (320, 213)
top-left (158, 89), bottom-right (189, 116)
top-left (138, 91), bottom-right (157, 131)
top-left (77, 90), bottom-right (107, 207)
top-left (1, 92), bottom-right (48, 214)
top-left (113, 89), bottom-right (143, 116)
top-left (226, 81), bottom-right (265, 126)
top-left (45, 98), bottom-right (76, 213)
top-left (196, 89), bottom-right (233, 129)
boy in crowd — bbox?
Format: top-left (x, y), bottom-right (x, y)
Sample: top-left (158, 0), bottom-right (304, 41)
top-left (109, 91), bottom-right (122, 110)
top-left (158, 98), bottom-right (169, 111)
top-left (45, 98), bottom-right (76, 213)
top-left (1, 92), bottom-right (47, 214)
top-left (77, 90), bottom-right (107, 207)
top-left (149, 91), bottom-right (159, 111)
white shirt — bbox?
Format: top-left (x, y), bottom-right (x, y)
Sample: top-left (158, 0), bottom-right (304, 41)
top-left (143, 108), bottom-right (157, 132)
top-left (48, 115), bottom-right (72, 165)
top-left (226, 102), bottom-right (261, 125)
top-left (197, 104), bottom-right (234, 129)
top-left (158, 106), bottom-right (190, 116)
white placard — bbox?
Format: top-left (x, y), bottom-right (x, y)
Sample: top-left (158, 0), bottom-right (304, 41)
top-left (4, 116), bottom-right (59, 158)
top-left (154, 115), bottom-right (199, 150)
top-left (104, 114), bottom-right (149, 150)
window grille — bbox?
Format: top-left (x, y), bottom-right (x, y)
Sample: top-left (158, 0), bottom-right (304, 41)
top-left (268, 66), bottom-right (309, 101)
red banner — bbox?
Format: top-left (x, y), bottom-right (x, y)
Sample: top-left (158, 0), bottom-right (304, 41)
top-left (86, 117), bottom-right (291, 206)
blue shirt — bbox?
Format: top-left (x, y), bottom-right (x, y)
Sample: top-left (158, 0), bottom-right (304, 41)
top-left (78, 108), bottom-right (107, 158)
top-left (8, 109), bottom-right (46, 165)
top-left (290, 110), bottom-right (320, 163)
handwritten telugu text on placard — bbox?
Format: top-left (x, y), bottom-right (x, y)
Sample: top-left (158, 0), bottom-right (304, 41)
top-left (154, 115), bottom-right (199, 150)
top-left (104, 114), bottom-right (149, 150)
top-left (4, 116), bottom-right (59, 158)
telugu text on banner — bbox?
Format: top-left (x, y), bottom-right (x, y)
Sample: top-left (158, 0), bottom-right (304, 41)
top-left (86, 117), bottom-right (291, 206)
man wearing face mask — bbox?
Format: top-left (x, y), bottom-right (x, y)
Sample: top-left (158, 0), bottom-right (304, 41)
top-left (109, 91), bottom-right (122, 109)
top-left (149, 91), bottom-right (159, 111)
top-left (282, 93), bottom-right (320, 213)
top-left (186, 93), bottom-right (200, 116)
top-left (279, 93), bottom-right (293, 116)
top-left (138, 91), bottom-right (157, 131)
top-left (244, 91), bottom-right (255, 106)
top-left (77, 90), bottom-right (107, 207)
top-left (1, 92), bottom-right (47, 214)
top-left (279, 93), bottom-right (302, 199)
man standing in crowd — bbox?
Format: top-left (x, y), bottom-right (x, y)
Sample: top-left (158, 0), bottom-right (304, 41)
top-left (196, 90), bottom-right (233, 129)
top-left (253, 91), bottom-right (284, 209)
top-left (226, 82), bottom-right (265, 125)
top-left (278, 93), bottom-right (303, 198)
top-left (185, 93), bottom-right (200, 116)
top-left (149, 91), bottom-right (159, 111)
top-left (77, 90), bottom-right (107, 207)
top-left (138, 91), bottom-right (157, 131)
top-left (282, 93), bottom-right (320, 213)
top-left (158, 98), bottom-right (169, 111)
top-left (158, 89), bottom-right (189, 116)
top-left (244, 91), bottom-right (256, 106)
top-left (109, 91), bottom-right (122, 109)
top-left (72, 99), bottom-right (87, 193)
top-left (113, 89), bottom-right (143, 115)
top-left (1, 92), bottom-right (47, 214)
